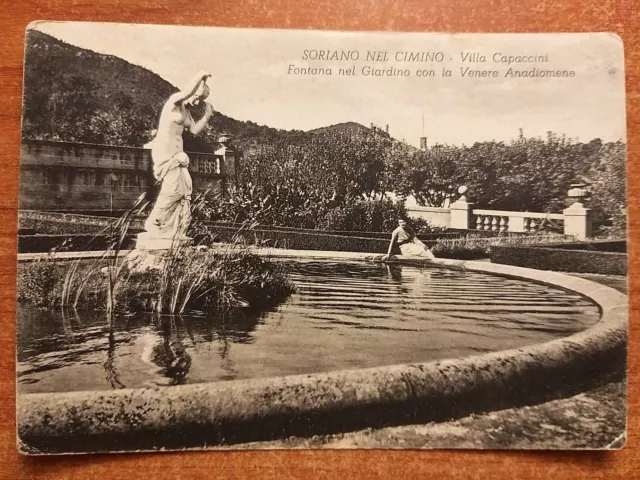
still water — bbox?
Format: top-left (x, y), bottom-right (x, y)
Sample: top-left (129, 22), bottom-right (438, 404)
top-left (17, 261), bottom-right (600, 394)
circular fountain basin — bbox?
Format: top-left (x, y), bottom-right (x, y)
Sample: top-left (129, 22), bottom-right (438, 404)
top-left (18, 261), bottom-right (600, 394)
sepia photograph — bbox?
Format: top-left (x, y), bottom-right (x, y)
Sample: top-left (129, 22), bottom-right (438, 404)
top-left (15, 22), bottom-right (627, 454)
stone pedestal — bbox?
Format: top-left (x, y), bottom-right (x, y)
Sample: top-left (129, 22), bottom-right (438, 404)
top-left (135, 232), bottom-right (193, 250)
top-left (126, 233), bottom-right (194, 271)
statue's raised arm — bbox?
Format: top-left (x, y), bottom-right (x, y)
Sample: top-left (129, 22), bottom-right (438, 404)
top-left (168, 70), bottom-right (212, 105)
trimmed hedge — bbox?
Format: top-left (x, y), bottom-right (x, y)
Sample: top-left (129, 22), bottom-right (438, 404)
top-left (203, 223), bottom-right (515, 241)
top-left (18, 230), bottom-right (395, 254)
top-left (19, 213), bottom-right (144, 235)
top-left (18, 229), bottom-right (454, 256)
top-left (18, 234), bottom-right (137, 253)
top-left (541, 240), bottom-right (627, 253)
top-left (18, 211), bottom-right (525, 257)
top-left (490, 243), bottom-right (627, 275)
top-left (19, 218), bottom-right (112, 235)
top-left (207, 226), bottom-right (393, 254)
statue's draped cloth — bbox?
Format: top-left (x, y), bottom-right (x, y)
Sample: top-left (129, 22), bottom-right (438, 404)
top-left (144, 147), bottom-right (193, 239)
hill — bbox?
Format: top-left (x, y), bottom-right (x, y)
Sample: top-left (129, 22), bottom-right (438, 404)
top-left (22, 29), bottom-right (176, 146)
top-left (21, 30), bottom-right (310, 151)
top-left (309, 121), bottom-right (371, 136)
top-left (21, 30), bottom-right (404, 158)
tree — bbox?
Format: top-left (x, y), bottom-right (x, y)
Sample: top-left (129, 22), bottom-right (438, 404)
top-left (389, 133), bottom-right (600, 213)
top-left (587, 141), bottom-right (627, 235)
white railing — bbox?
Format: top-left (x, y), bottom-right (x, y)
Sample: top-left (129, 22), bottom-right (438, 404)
top-left (408, 185), bottom-right (592, 239)
top-left (471, 210), bottom-right (564, 233)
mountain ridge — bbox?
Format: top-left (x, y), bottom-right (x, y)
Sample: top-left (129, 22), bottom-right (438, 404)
top-left (21, 30), bottom-right (391, 153)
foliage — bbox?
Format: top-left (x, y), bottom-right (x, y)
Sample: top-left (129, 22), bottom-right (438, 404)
top-left (586, 141), bottom-right (627, 236)
top-left (209, 127), bottom-right (626, 236)
top-left (391, 133), bottom-right (601, 210)
top-left (319, 197), bottom-right (416, 232)
top-left (22, 30), bottom-right (169, 146)
top-left (197, 126), bottom-right (433, 232)
top-left (197, 187), bottom-right (433, 234)
top-left (386, 145), bottom-right (459, 207)
top-left (17, 259), bottom-right (63, 307)
top-left (389, 132), bottom-right (625, 238)
top-left (17, 249), bottom-right (295, 313)
top-left (22, 30), bottom-right (304, 149)
top-left (238, 127), bottom-right (392, 206)
top-left (18, 194), bottom-right (295, 314)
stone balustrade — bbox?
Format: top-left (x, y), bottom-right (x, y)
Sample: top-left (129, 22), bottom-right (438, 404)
top-left (408, 184), bottom-right (592, 240)
top-left (471, 210), bottom-right (565, 234)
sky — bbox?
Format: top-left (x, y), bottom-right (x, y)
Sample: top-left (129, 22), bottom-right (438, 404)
top-left (32, 21), bottom-right (626, 148)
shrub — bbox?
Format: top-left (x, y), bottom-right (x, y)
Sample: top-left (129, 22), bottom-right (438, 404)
top-left (17, 260), bottom-right (63, 307)
top-left (17, 249), bottom-right (296, 315)
top-left (195, 187), bottom-right (437, 234)
top-left (320, 198), bottom-right (404, 232)
top-left (431, 235), bottom-right (490, 259)
top-left (123, 249), bottom-right (296, 314)
top-left (115, 268), bottom-right (161, 312)
top-left (203, 225), bottom-right (391, 253)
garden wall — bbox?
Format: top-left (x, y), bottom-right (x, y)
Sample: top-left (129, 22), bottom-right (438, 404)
top-left (17, 210), bottom-right (521, 256)
top-left (406, 205), bottom-right (451, 228)
top-left (19, 140), bottom-right (231, 211)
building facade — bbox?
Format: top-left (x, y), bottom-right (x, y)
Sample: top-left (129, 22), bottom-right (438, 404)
top-left (19, 139), bottom-right (239, 212)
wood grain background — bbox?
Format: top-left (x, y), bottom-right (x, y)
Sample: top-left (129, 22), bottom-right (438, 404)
top-left (1, 1), bottom-right (638, 478)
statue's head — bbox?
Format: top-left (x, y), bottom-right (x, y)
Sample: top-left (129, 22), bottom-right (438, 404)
top-left (189, 82), bottom-right (210, 106)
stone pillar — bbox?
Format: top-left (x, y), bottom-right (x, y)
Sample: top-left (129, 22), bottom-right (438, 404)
top-left (449, 186), bottom-right (473, 230)
top-left (563, 183), bottom-right (592, 240)
top-left (563, 203), bottom-right (592, 240)
top-left (215, 133), bottom-right (237, 186)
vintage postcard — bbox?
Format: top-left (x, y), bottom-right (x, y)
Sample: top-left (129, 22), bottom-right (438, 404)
top-left (16, 22), bottom-right (627, 454)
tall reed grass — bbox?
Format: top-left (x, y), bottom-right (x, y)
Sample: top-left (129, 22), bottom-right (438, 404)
top-left (19, 190), bottom-right (295, 316)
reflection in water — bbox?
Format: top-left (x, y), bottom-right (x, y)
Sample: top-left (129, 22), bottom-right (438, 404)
top-left (149, 317), bottom-right (192, 385)
top-left (385, 264), bottom-right (403, 283)
top-left (385, 264), bottom-right (436, 293)
top-left (216, 315), bottom-right (239, 381)
top-left (132, 311), bottom-right (264, 386)
top-left (104, 325), bottom-right (124, 389)
top-left (61, 308), bottom-right (78, 344)
top-left (384, 264), bottom-right (408, 295)
top-left (17, 261), bottom-right (603, 394)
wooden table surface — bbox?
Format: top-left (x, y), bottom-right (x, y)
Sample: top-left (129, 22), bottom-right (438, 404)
top-left (1, 1), bottom-right (638, 478)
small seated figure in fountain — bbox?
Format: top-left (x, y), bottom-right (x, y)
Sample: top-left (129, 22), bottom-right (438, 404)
top-left (140, 70), bottom-right (214, 246)
top-left (382, 218), bottom-right (436, 261)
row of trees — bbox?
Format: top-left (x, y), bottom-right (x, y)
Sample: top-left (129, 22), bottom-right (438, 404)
top-left (391, 132), bottom-right (605, 211)
top-left (203, 127), bottom-right (626, 235)
top-left (390, 132), bottom-right (626, 233)
top-left (199, 128), bottom-right (417, 232)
